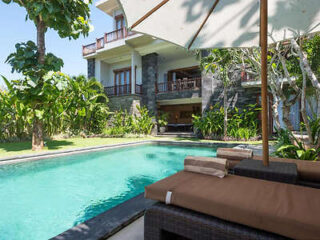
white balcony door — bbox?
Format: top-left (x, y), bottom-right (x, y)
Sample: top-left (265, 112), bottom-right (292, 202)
top-left (115, 15), bottom-right (124, 39)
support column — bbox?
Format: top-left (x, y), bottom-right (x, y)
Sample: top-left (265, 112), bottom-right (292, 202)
top-left (94, 59), bottom-right (109, 87)
top-left (131, 51), bottom-right (136, 94)
top-left (131, 50), bottom-right (142, 94)
top-left (142, 53), bottom-right (158, 115)
top-left (95, 60), bottom-right (101, 81)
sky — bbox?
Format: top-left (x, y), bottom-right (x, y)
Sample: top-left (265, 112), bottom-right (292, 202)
top-left (0, 1), bottom-right (113, 88)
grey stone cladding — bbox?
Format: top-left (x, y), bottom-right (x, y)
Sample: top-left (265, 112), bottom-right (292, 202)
top-left (142, 53), bottom-right (158, 115)
top-left (156, 89), bottom-right (201, 101)
top-left (108, 95), bottom-right (142, 114)
top-left (201, 70), bottom-right (260, 112)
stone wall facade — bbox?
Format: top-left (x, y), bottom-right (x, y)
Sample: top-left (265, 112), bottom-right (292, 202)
top-left (142, 53), bottom-right (158, 115)
top-left (202, 70), bottom-right (260, 112)
top-left (156, 89), bottom-right (201, 101)
top-left (108, 95), bottom-right (142, 114)
top-left (87, 58), bottom-right (95, 78)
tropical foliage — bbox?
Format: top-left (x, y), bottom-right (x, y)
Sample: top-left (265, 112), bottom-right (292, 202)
top-left (2, 0), bottom-right (92, 150)
top-left (0, 74), bottom-right (109, 142)
top-left (158, 112), bottom-right (169, 127)
top-left (239, 34), bottom-right (320, 143)
top-left (105, 106), bottom-right (155, 137)
top-left (274, 128), bottom-right (319, 161)
top-left (201, 49), bottom-right (240, 138)
top-left (193, 103), bottom-right (260, 141)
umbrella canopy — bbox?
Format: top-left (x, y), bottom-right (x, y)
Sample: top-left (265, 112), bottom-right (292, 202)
top-left (117, 0), bottom-right (320, 165)
top-left (118, 0), bottom-right (320, 49)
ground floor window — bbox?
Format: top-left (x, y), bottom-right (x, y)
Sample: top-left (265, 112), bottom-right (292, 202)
top-left (159, 103), bottom-right (201, 132)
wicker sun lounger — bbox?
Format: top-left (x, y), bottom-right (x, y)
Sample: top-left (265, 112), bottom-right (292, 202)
top-left (145, 202), bottom-right (289, 240)
top-left (144, 171), bottom-right (320, 240)
top-left (217, 148), bottom-right (320, 188)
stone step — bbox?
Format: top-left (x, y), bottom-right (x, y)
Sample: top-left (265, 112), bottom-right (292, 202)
top-left (156, 132), bottom-right (196, 138)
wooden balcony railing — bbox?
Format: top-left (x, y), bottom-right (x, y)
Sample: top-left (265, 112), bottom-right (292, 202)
top-left (83, 27), bottom-right (136, 56)
top-left (155, 77), bottom-right (202, 93)
top-left (105, 84), bottom-right (142, 96)
top-left (82, 43), bottom-right (96, 56)
top-left (135, 84), bottom-right (143, 94)
top-left (241, 71), bottom-right (258, 82)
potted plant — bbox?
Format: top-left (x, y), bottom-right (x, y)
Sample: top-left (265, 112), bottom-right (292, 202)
top-left (158, 112), bottom-right (169, 133)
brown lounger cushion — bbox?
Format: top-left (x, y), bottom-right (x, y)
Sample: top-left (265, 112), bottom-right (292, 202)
top-left (217, 148), bottom-right (253, 161)
top-left (145, 171), bottom-right (320, 240)
top-left (253, 155), bottom-right (320, 182)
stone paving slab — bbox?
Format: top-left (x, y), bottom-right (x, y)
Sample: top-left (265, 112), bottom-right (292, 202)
top-left (51, 194), bottom-right (155, 240)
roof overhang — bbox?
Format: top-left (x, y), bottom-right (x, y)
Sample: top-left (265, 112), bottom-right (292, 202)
top-left (96, 0), bottom-right (120, 17)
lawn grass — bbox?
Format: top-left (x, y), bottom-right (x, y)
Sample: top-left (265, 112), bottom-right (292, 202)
top-left (0, 137), bottom-right (156, 158)
top-left (0, 136), bottom-right (268, 158)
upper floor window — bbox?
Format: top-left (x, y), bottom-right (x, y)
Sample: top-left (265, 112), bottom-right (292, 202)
top-left (115, 15), bottom-right (125, 30)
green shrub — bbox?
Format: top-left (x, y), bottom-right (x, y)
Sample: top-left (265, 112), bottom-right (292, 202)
top-left (158, 112), bottom-right (169, 127)
top-left (0, 74), bottom-right (109, 141)
top-left (310, 116), bottom-right (320, 146)
top-left (192, 103), bottom-right (260, 140)
top-left (274, 129), bottom-right (319, 161)
top-left (275, 144), bottom-right (319, 161)
top-left (62, 75), bottom-right (109, 135)
top-left (192, 103), bottom-right (224, 137)
top-left (105, 106), bottom-right (155, 136)
top-left (133, 106), bottom-right (154, 134)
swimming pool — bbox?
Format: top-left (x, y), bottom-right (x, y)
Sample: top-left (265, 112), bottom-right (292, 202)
top-left (0, 143), bottom-right (216, 239)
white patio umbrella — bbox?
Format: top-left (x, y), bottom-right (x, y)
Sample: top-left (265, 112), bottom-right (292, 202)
top-left (117, 0), bottom-right (320, 166)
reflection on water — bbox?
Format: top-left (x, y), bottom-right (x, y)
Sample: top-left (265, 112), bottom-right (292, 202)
top-left (0, 144), bottom-right (215, 240)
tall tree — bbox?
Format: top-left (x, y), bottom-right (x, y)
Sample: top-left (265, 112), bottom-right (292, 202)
top-left (201, 49), bottom-right (239, 139)
top-left (3, 0), bottom-right (92, 150)
top-left (240, 33), bottom-right (320, 145)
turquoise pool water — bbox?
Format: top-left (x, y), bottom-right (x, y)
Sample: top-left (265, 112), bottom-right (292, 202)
top-left (0, 144), bottom-right (216, 240)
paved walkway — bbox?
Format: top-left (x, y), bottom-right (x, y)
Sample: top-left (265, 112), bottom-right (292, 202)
top-left (109, 217), bottom-right (144, 240)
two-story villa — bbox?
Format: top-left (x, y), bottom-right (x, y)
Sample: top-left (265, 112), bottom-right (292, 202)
top-left (82, 0), bottom-right (205, 131)
top-left (82, 0), bottom-right (305, 133)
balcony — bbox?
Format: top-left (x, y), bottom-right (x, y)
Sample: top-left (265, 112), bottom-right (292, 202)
top-left (155, 77), bottom-right (201, 93)
top-left (241, 71), bottom-right (261, 88)
top-left (82, 27), bottom-right (136, 56)
top-left (105, 84), bottom-right (142, 97)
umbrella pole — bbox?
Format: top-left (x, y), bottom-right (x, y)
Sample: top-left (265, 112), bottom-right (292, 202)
top-left (260, 0), bottom-right (269, 166)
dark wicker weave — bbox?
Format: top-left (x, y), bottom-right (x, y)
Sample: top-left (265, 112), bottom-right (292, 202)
top-left (297, 179), bottom-right (320, 189)
top-left (145, 203), bottom-right (290, 240)
top-left (234, 159), bottom-right (298, 184)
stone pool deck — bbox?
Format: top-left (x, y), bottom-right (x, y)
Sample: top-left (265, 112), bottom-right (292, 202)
top-left (109, 217), bottom-right (144, 240)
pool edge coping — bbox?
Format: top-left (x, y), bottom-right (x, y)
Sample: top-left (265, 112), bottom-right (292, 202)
top-left (50, 193), bottom-right (155, 240)
top-left (0, 140), bottom-right (242, 166)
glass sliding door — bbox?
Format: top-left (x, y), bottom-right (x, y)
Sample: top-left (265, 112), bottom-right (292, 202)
top-left (114, 67), bottom-right (131, 95)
